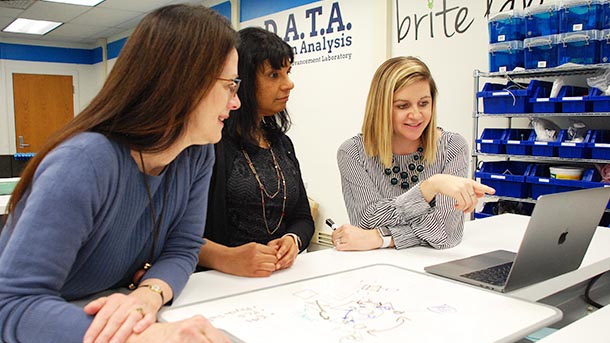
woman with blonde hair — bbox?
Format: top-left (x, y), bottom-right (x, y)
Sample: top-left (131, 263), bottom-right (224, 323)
top-left (334, 56), bottom-right (494, 251)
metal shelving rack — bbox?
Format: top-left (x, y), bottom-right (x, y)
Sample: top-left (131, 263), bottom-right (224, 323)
top-left (472, 64), bottom-right (610, 211)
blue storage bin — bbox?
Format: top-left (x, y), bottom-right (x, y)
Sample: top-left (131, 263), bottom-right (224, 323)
top-left (475, 201), bottom-right (536, 219)
top-left (556, 85), bottom-right (591, 112)
top-left (588, 129), bottom-right (610, 159)
top-left (489, 40), bottom-right (524, 72)
top-left (559, 0), bottom-right (603, 33)
top-left (600, 28), bottom-right (610, 62)
top-left (476, 128), bottom-right (508, 153)
top-left (553, 129), bottom-right (592, 157)
top-left (524, 35), bottom-right (560, 69)
top-left (475, 161), bottom-right (532, 198)
top-left (477, 80), bottom-right (552, 114)
top-left (504, 128), bottom-right (536, 155)
top-left (489, 10), bottom-right (525, 43)
top-left (588, 87), bottom-right (610, 111)
top-left (531, 140), bottom-right (558, 157)
top-left (526, 164), bottom-right (582, 198)
top-left (558, 29), bottom-right (601, 65)
top-left (526, 3), bottom-right (560, 37)
top-left (604, 1), bottom-right (610, 28)
top-left (475, 202), bottom-right (497, 219)
top-left (529, 83), bottom-right (562, 113)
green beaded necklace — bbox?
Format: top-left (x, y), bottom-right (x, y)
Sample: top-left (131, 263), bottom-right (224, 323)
top-left (384, 147), bottom-right (424, 190)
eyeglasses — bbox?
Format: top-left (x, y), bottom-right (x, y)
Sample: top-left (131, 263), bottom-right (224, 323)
top-left (217, 77), bottom-right (241, 95)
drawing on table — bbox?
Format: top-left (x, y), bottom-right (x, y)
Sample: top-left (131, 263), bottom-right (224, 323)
top-left (160, 264), bottom-right (561, 343)
top-left (206, 274), bottom-right (458, 342)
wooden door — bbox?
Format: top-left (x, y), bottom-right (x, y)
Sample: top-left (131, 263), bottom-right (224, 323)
top-left (12, 73), bottom-right (74, 153)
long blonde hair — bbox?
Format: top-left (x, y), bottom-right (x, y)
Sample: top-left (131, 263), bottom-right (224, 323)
top-left (362, 56), bottom-right (438, 168)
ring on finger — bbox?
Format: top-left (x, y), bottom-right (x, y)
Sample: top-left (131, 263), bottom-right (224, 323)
top-left (135, 307), bottom-right (145, 318)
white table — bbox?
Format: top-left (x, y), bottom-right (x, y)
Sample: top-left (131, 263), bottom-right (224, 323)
top-left (158, 214), bottom-right (610, 342)
top-left (168, 214), bottom-right (610, 308)
top-left (0, 195), bottom-right (9, 214)
top-left (537, 304), bottom-right (610, 342)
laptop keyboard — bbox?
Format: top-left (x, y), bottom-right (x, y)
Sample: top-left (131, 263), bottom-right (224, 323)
top-left (461, 262), bottom-right (514, 286)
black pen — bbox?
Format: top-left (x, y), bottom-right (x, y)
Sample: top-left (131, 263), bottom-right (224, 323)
top-left (325, 218), bottom-right (339, 230)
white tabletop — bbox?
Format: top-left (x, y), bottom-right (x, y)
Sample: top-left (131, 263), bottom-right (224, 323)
top-left (0, 195), bottom-right (9, 214)
top-left (168, 214), bottom-right (610, 308)
top-left (537, 305), bottom-right (610, 342)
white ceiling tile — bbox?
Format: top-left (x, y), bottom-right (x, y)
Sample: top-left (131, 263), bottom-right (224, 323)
top-left (0, 16), bottom-right (16, 30)
top-left (0, 8), bottom-right (24, 17)
top-left (1, 0), bottom-right (198, 46)
top-left (86, 26), bottom-right (122, 40)
top-left (20, 1), bottom-right (91, 22)
top-left (71, 7), bottom-right (142, 27)
top-left (98, 0), bottom-right (177, 12)
top-left (114, 13), bottom-right (144, 30)
top-left (47, 21), bottom-right (108, 37)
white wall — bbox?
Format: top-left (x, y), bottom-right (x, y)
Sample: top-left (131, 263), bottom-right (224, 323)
top-left (241, 0), bottom-right (389, 235)
top-left (0, 0), bottom-right (527, 240)
top-left (0, 59), bottom-right (104, 154)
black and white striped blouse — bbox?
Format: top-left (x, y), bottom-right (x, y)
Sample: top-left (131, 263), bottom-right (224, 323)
top-left (337, 129), bottom-right (469, 249)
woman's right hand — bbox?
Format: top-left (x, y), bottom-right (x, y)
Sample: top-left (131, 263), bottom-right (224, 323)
top-left (420, 174), bottom-right (495, 213)
top-left (224, 242), bottom-right (279, 277)
top-left (127, 315), bottom-right (230, 343)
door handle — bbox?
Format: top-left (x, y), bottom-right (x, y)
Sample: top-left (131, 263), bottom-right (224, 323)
top-left (18, 136), bottom-right (30, 149)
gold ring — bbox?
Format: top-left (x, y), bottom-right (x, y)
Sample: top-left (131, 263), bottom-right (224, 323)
top-left (135, 307), bottom-right (145, 318)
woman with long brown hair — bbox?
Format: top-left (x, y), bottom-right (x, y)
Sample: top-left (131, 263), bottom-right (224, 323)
top-left (0, 4), bottom-right (238, 343)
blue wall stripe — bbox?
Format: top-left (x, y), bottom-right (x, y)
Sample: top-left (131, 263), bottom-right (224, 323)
top-left (0, 1), bottom-right (232, 65)
top-left (240, 0), bottom-right (320, 22)
top-left (212, 1), bottom-right (232, 20)
top-left (107, 37), bottom-right (127, 60)
top-left (0, 42), bottom-right (95, 64)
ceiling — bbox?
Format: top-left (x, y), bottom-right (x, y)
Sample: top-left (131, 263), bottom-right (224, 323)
top-left (0, 0), bottom-right (211, 47)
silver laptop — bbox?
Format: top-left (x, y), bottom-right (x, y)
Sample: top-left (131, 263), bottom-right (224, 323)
top-left (425, 187), bottom-right (610, 293)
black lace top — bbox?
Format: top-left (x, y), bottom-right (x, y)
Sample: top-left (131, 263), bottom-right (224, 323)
top-left (204, 134), bottom-right (314, 251)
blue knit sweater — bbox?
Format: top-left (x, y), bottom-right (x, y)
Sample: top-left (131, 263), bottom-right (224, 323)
top-left (0, 132), bottom-right (211, 343)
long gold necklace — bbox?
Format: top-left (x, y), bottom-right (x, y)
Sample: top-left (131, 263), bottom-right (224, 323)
top-left (242, 146), bottom-right (286, 235)
top-left (129, 151), bottom-right (170, 290)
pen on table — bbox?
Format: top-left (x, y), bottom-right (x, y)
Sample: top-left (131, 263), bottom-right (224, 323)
top-left (325, 218), bottom-right (339, 230)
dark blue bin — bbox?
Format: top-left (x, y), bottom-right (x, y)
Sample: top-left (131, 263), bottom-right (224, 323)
top-left (524, 34), bottom-right (559, 69)
top-left (475, 161), bottom-right (532, 198)
top-left (553, 129), bottom-right (592, 158)
top-left (600, 28), bottom-right (610, 62)
top-left (504, 128), bottom-right (536, 155)
top-left (476, 128), bottom-right (508, 154)
top-left (526, 164), bottom-right (580, 198)
top-left (478, 80), bottom-right (552, 114)
top-left (588, 87), bottom-right (610, 112)
top-left (559, 0), bottom-right (603, 33)
top-left (489, 10), bottom-right (525, 43)
top-left (588, 130), bottom-right (610, 159)
top-left (489, 40), bottom-right (524, 72)
top-left (530, 84), bottom-right (561, 113)
top-left (557, 85), bottom-right (591, 112)
top-left (475, 202), bottom-right (497, 219)
top-left (558, 29), bottom-right (601, 65)
top-left (526, 3), bottom-right (560, 37)
top-left (604, 2), bottom-right (610, 29)
top-left (529, 129), bottom-right (559, 157)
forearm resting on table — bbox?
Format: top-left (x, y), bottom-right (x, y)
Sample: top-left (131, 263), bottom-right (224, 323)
top-left (197, 240), bottom-right (230, 271)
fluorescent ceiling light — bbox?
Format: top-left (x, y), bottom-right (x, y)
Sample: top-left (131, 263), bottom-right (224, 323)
top-left (43, 0), bottom-right (105, 6)
top-left (3, 18), bottom-right (62, 35)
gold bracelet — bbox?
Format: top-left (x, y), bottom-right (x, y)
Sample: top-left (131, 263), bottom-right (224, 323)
top-left (139, 284), bottom-right (165, 305)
